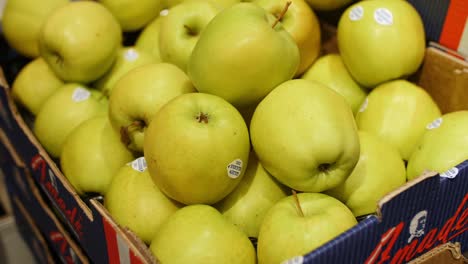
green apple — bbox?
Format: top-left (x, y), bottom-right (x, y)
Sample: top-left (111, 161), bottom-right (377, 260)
top-left (254, 0), bottom-right (321, 76)
top-left (257, 192), bottom-right (357, 264)
top-left (356, 80), bottom-right (441, 161)
top-left (144, 93), bottom-right (250, 205)
top-left (150, 204), bottom-right (256, 264)
top-left (214, 153), bottom-right (288, 238)
top-left (60, 116), bottom-right (134, 195)
top-left (188, 2), bottom-right (300, 108)
top-left (325, 131), bottom-right (406, 217)
top-left (250, 79), bottom-right (360, 192)
top-left (98, 0), bottom-right (163, 32)
top-left (407, 111), bottom-right (468, 180)
top-left (1, 0), bottom-right (67, 58)
top-left (104, 157), bottom-right (183, 244)
top-left (305, 0), bottom-right (352, 11)
top-left (109, 62), bottom-right (196, 153)
top-left (34, 84), bottom-right (108, 158)
top-left (135, 13), bottom-right (166, 62)
top-left (39, 1), bottom-right (122, 83)
top-left (94, 47), bottom-right (156, 96)
top-left (301, 53), bottom-right (367, 115)
top-left (337, 0), bottom-right (426, 87)
top-left (158, 0), bottom-right (220, 72)
top-left (11, 58), bottom-right (64, 115)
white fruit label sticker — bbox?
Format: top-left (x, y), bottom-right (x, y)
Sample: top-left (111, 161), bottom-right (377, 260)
top-left (281, 256), bottom-right (304, 264)
top-left (440, 167), bottom-right (459, 179)
top-left (374, 8), bottom-right (393, 26)
top-left (227, 159), bottom-right (243, 179)
top-left (124, 49), bottom-right (139, 61)
top-left (160, 9), bottom-right (169, 16)
top-left (349, 6), bottom-right (364, 21)
top-left (426, 117), bottom-right (443, 130)
top-left (128, 157), bottom-right (147, 172)
top-left (72, 87), bottom-right (91, 102)
top-left (359, 97), bottom-right (369, 113)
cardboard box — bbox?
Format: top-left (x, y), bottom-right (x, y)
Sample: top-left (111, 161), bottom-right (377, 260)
top-left (0, 127), bottom-right (89, 264)
top-left (408, 0), bottom-right (468, 59)
top-left (0, 26), bottom-right (467, 264)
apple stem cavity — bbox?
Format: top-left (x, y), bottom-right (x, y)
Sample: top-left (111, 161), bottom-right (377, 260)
top-left (318, 163), bottom-right (332, 173)
top-left (184, 24), bottom-right (197, 36)
top-left (292, 190), bottom-right (304, 217)
top-left (271, 1), bottom-right (292, 29)
top-left (120, 120), bottom-right (145, 147)
top-left (196, 112), bottom-right (209, 124)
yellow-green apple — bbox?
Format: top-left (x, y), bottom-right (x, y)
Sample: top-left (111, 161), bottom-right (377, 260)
top-left (135, 13), bottom-right (167, 62)
top-left (164, 0), bottom-right (241, 10)
top-left (150, 204), bottom-right (256, 264)
top-left (94, 47), bottom-right (156, 96)
top-left (98, 0), bottom-right (163, 32)
top-left (305, 0), bottom-right (352, 11)
top-left (257, 192), bottom-right (357, 264)
top-left (34, 84), bottom-right (108, 158)
top-left (254, 0), bottom-right (321, 76)
top-left (407, 111), bottom-right (468, 180)
top-left (250, 79), bottom-right (360, 192)
top-left (109, 63), bottom-right (196, 153)
top-left (60, 116), bottom-right (134, 196)
top-left (356, 80), bottom-right (441, 161)
top-left (158, 0), bottom-right (220, 72)
top-left (11, 58), bottom-right (64, 115)
top-left (214, 153), bottom-right (288, 238)
top-left (188, 2), bottom-right (300, 108)
top-left (337, 0), bottom-right (426, 87)
top-left (39, 1), bottom-right (122, 83)
top-left (325, 131), bottom-right (406, 217)
top-left (301, 53), bottom-right (367, 115)
top-left (1, 0), bottom-right (67, 58)
top-left (104, 157), bottom-right (183, 244)
top-left (144, 93), bottom-right (250, 205)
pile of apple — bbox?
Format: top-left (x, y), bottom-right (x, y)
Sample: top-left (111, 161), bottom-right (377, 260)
top-left (4, 0), bottom-right (468, 263)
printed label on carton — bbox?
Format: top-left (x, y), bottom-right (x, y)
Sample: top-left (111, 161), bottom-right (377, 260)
top-left (227, 159), bottom-right (243, 179)
top-left (72, 87), bottom-right (90, 102)
top-left (349, 6), bottom-right (364, 21)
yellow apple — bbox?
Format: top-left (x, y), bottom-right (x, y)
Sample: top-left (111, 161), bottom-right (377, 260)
top-left (1, 0), bottom-right (67, 58)
top-left (255, 0), bottom-right (321, 76)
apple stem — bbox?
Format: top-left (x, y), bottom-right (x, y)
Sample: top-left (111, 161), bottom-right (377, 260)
top-left (272, 1), bottom-right (292, 29)
top-left (292, 190), bottom-right (304, 217)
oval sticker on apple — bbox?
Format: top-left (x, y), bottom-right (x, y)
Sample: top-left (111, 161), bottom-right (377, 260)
top-left (440, 167), bottom-right (459, 179)
top-left (359, 97), bottom-right (369, 113)
top-left (128, 157), bottom-right (147, 172)
top-left (349, 6), bottom-right (364, 21)
top-left (374, 8), bottom-right (393, 26)
top-left (72, 87), bottom-right (91, 102)
top-left (426, 117), bottom-right (443, 130)
top-left (160, 9), bottom-right (169, 16)
top-left (124, 49), bottom-right (140, 61)
top-left (281, 256), bottom-right (304, 264)
top-left (227, 159), bottom-right (243, 179)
